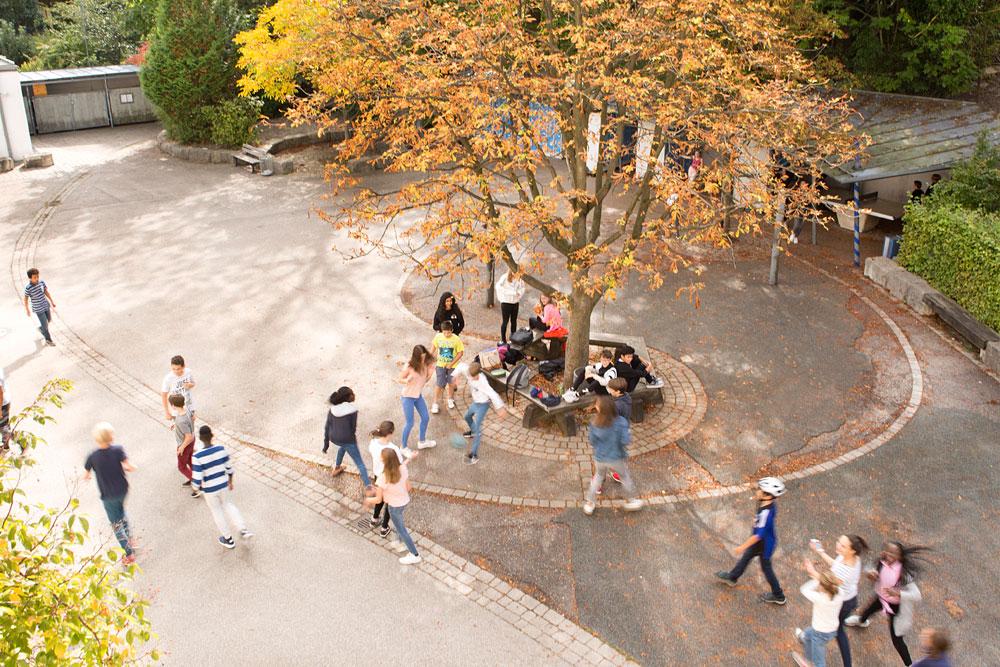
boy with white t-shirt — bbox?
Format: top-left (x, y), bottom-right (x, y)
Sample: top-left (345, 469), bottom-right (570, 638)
top-left (454, 362), bottom-right (510, 465)
top-left (161, 355), bottom-right (196, 422)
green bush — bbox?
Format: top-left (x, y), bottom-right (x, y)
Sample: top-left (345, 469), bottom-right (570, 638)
top-left (141, 0), bottom-right (237, 143)
top-left (898, 199), bottom-right (1000, 332)
top-left (205, 97), bottom-right (261, 147)
top-left (0, 19), bottom-right (35, 65)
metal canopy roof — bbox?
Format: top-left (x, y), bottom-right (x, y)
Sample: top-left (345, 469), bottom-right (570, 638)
top-left (18, 64), bottom-right (140, 85)
top-left (825, 90), bottom-right (1000, 186)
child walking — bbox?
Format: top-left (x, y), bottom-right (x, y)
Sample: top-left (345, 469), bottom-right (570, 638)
top-left (368, 421), bottom-right (406, 537)
top-left (191, 426), bottom-right (252, 549)
top-left (792, 570), bottom-right (846, 667)
top-left (397, 345), bottom-right (436, 452)
top-left (809, 534), bottom-right (869, 667)
top-left (169, 394), bottom-right (197, 495)
top-left (364, 449), bottom-right (422, 565)
top-left (582, 395), bottom-right (642, 514)
top-left (23, 268), bottom-right (57, 346)
top-left (83, 422), bottom-right (136, 564)
top-left (323, 386), bottom-right (371, 486)
top-left (714, 477), bottom-right (787, 605)
top-left (454, 362), bottom-right (509, 465)
top-left (431, 321), bottom-right (464, 414)
top-left (161, 355), bottom-right (196, 422)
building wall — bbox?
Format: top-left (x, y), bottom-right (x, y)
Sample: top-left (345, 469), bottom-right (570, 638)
top-left (0, 68), bottom-right (33, 160)
top-left (108, 86), bottom-right (157, 126)
top-left (859, 170), bottom-right (950, 203)
top-left (23, 74), bottom-right (157, 134)
top-left (30, 90), bottom-right (109, 133)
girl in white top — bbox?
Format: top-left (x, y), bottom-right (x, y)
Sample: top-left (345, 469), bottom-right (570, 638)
top-left (495, 271), bottom-right (526, 345)
top-left (367, 420), bottom-right (406, 538)
top-left (793, 570), bottom-right (846, 667)
top-left (364, 449), bottom-right (421, 565)
top-left (810, 534), bottom-right (868, 667)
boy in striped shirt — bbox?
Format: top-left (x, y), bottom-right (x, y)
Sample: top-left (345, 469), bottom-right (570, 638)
top-left (23, 268), bottom-right (57, 346)
top-left (191, 425), bottom-right (253, 549)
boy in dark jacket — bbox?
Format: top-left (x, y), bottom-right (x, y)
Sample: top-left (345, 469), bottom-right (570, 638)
top-left (608, 377), bottom-right (632, 420)
top-left (324, 386), bottom-right (370, 486)
top-left (614, 345), bottom-right (664, 392)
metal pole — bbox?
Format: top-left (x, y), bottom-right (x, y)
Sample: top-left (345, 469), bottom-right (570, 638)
top-left (769, 195), bottom-right (785, 286)
top-left (852, 153), bottom-right (861, 268)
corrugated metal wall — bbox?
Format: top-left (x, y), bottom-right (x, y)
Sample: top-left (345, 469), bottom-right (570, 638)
top-left (23, 74), bottom-right (157, 134)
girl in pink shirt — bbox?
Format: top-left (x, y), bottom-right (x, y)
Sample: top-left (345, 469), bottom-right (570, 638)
top-left (397, 345), bottom-right (436, 453)
top-left (530, 294), bottom-right (567, 338)
top-left (365, 449), bottom-right (421, 565)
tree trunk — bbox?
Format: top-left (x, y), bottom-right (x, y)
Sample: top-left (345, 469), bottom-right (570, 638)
top-left (768, 195), bottom-right (786, 286)
top-left (562, 290), bottom-right (596, 390)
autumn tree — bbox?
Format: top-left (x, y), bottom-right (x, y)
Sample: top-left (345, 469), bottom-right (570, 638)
top-left (238, 0), bottom-right (858, 382)
top-left (1, 379), bottom-right (157, 664)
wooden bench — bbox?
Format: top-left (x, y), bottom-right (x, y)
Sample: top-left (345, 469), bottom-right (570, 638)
top-left (923, 292), bottom-right (1000, 350)
top-left (487, 332), bottom-right (664, 436)
top-left (232, 144), bottom-right (274, 175)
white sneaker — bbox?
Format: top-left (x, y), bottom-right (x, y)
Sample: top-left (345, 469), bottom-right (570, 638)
top-left (624, 498), bottom-right (643, 511)
top-left (844, 615), bottom-right (869, 628)
top-left (431, 403), bottom-right (440, 414)
top-left (417, 439), bottom-right (437, 449)
top-left (240, 529), bottom-right (254, 539)
top-left (447, 399), bottom-right (455, 409)
top-left (399, 553), bottom-right (422, 565)
top-left (562, 390), bottom-right (580, 403)
top-left (647, 377), bottom-right (665, 388)
top-left (794, 627), bottom-right (804, 644)
top-left (583, 501), bottom-right (595, 515)
top-left (402, 448), bottom-right (415, 460)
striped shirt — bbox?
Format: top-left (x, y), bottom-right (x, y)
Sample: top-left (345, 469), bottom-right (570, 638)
top-left (832, 555), bottom-right (862, 600)
top-left (24, 280), bottom-right (49, 313)
top-left (191, 444), bottom-right (233, 494)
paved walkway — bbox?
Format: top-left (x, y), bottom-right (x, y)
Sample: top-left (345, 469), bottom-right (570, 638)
top-left (3, 123), bottom-right (998, 664)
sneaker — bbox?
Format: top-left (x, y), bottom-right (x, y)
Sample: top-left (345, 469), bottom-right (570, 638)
top-left (121, 553), bottom-right (136, 566)
top-left (714, 571), bottom-right (737, 587)
top-left (181, 479), bottom-right (192, 487)
top-left (369, 515), bottom-right (381, 529)
top-left (647, 376), bottom-right (665, 388)
top-left (465, 454), bottom-right (479, 465)
top-left (447, 399), bottom-right (455, 409)
top-left (794, 628), bottom-right (804, 644)
top-left (610, 471), bottom-right (623, 484)
top-left (597, 486), bottom-right (603, 495)
top-left (583, 501), bottom-right (595, 515)
top-left (46, 340), bottom-right (56, 347)
top-left (417, 439), bottom-right (437, 449)
top-left (562, 390), bottom-right (580, 403)
top-left (462, 430), bottom-right (473, 438)
top-left (379, 525), bottom-right (391, 538)
top-left (844, 615), bottom-right (869, 628)
top-left (331, 465), bottom-right (346, 476)
top-left (218, 536), bottom-right (236, 549)
top-left (431, 403), bottom-right (440, 414)
top-left (399, 553), bottom-right (422, 565)
top-left (624, 498), bottom-right (643, 511)
top-left (402, 448), bottom-right (415, 460)
top-left (759, 592), bottom-right (787, 605)
top-left (190, 490), bottom-right (201, 498)
top-left (240, 529), bottom-right (254, 539)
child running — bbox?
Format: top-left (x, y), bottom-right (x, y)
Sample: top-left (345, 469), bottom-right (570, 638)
top-left (714, 477), bottom-right (787, 605)
top-left (454, 361), bottom-right (509, 465)
top-left (83, 422), bottom-right (136, 565)
top-left (368, 420), bottom-right (406, 537)
top-left (809, 534), bottom-right (868, 667)
top-left (582, 395), bottom-right (642, 514)
top-left (364, 449), bottom-right (421, 565)
top-left (792, 570), bottom-right (846, 667)
top-left (191, 426), bottom-right (252, 549)
top-left (397, 345), bottom-right (436, 452)
top-left (431, 321), bottom-right (464, 414)
top-left (323, 386), bottom-right (371, 486)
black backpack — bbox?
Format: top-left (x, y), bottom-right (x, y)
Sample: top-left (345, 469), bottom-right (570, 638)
top-left (538, 359), bottom-right (564, 380)
top-left (503, 347), bottom-right (525, 367)
top-left (510, 328), bottom-right (533, 347)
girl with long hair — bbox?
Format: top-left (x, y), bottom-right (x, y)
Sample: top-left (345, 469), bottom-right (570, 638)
top-left (432, 292), bottom-right (465, 335)
top-left (367, 420), bottom-right (406, 537)
top-left (582, 396), bottom-right (642, 515)
top-left (323, 386), bottom-right (370, 487)
top-left (846, 541), bottom-right (929, 665)
top-left (364, 448), bottom-right (421, 565)
top-left (808, 534), bottom-right (869, 667)
top-left (397, 345), bottom-right (436, 452)
top-left (792, 570), bottom-right (845, 667)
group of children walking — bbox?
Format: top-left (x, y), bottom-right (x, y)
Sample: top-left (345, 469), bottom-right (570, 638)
top-left (713, 478), bottom-right (946, 667)
top-left (83, 354), bottom-right (253, 565)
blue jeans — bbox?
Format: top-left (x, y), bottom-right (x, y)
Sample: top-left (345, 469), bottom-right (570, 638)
top-left (35, 308), bottom-right (52, 342)
top-left (387, 504), bottom-right (418, 556)
top-left (463, 401), bottom-right (490, 457)
top-left (101, 496), bottom-right (133, 556)
top-left (803, 627), bottom-right (837, 667)
top-left (334, 442), bottom-right (370, 487)
top-left (400, 396), bottom-right (429, 449)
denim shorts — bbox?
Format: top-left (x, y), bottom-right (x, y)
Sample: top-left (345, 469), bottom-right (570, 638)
top-left (435, 366), bottom-right (455, 388)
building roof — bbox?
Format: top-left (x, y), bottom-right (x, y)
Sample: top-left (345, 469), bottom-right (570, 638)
top-left (0, 56), bottom-right (17, 73)
top-left (18, 64), bottom-right (140, 85)
top-left (825, 90), bottom-right (1000, 186)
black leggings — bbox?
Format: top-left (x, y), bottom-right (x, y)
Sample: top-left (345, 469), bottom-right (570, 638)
top-left (859, 598), bottom-right (911, 665)
top-left (500, 302), bottom-right (519, 343)
top-left (836, 595), bottom-right (858, 667)
top-left (370, 476), bottom-right (391, 529)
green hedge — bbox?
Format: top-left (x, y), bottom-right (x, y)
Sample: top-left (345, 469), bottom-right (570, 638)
top-left (898, 200), bottom-right (1000, 332)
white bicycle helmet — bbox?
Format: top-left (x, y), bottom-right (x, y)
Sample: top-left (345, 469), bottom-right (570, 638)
top-left (757, 477), bottom-right (786, 497)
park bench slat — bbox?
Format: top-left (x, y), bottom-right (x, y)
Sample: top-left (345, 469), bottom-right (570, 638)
top-left (923, 292), bottom-right (1000, 350)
